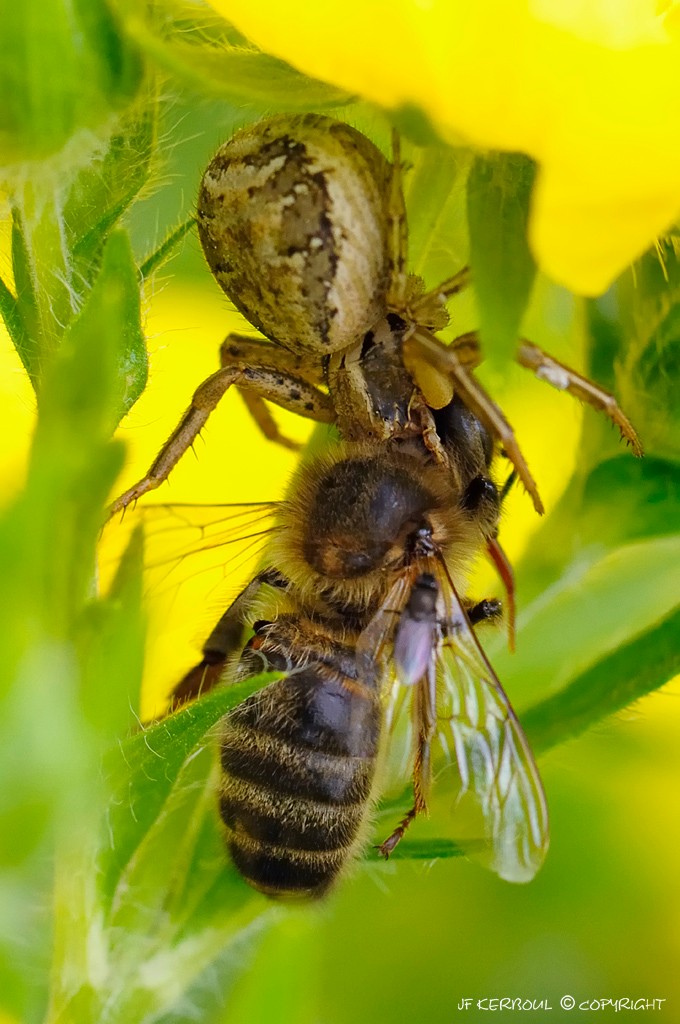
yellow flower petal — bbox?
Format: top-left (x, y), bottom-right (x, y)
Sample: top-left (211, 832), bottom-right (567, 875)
top-left (207, 0), bottom-right (680, 294)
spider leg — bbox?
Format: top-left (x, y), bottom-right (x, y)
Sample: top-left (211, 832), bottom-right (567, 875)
top-left (108, 363), bottom-right (333, 517)
top-left (410, 265), bottom-right (471, 321)
top-left (385, 129), bottom-right (410, 308)
top-left (517, 341), bottom-right (643, 456)
top-left (405, 327), bottom-right (544, 514)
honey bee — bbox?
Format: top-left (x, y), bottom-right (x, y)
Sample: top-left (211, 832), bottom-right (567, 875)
top-left (109, 114), bottom-right (641, 897)
top-left (164, 400), bottom-right (547, 899)
top-left (108, 112), bottom-right (641, 521)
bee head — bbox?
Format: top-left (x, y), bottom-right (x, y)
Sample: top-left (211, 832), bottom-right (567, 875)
top-left (298, 455), bottom-right (441, 578)
top-left (273, 444), bottom-right (483, 613)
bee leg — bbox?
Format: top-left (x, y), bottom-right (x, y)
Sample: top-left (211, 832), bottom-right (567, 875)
top-left (108, 365), bottom-right (334, 517)
top-left (378, 662), bottom-right (437, 857)
top-left (377, 806), bottom-right (419, 858)
top-left (404, 327), bottom-right (544, 515)
top-left (516, 341), bottom-right (643, 456)
top-left (466, 597), bottom-right (503, 626)
top-left (420, 419), bottom-right (449, 466)
top-left (168, 567), bottom-right (289, 713)
top-left (406, 393), bottom-right (450, 465)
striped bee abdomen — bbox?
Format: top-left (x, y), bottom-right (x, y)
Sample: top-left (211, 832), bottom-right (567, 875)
top-left (220, 617), bottom-right (382, 898)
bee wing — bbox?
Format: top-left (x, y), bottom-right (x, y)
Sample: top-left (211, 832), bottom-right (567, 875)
top-left (356, 573), bottom-right (412, 692)
top-left (356, 574), bottom-right (415, 785)
top-left (433, 566), bottom-right (549, 882)
top-left (100, 501), bottom-right (280, 597)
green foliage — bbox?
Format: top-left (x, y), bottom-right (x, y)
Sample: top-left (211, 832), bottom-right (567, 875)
top-left (4, 101), bottom-right (154, 389)
top-left (467, 152), bottom-right (537, 368)
top-left (47, 677), bottom-right (279, 1024)
top-left (0, 5), bottom-right (678, 1024)
top-left (404, 143), bottom-right (471, 280)
top-left (111, 0), bottom-right (349, 109)
top-left (0, 0), bottom-right (142, 163)
top-left (0, 235), bottom-right (141, 1020)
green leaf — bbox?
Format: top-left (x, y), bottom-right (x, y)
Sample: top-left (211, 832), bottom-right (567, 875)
top-left (59, 229), bottom-right (148, 426)
top-left (147, 912), bottom-right (282, 1024)
top-left (467, 152), bottom-right (537, 367)
top-left (66, 99), bottom-right (157, 286)
top-left (79, 525), bottom-right (146, 735)
top-left (7, 103), bottom-right (154, 391)
top-left (0, 0), bottom-right (142, 163)
top-left (490, 535), bottom-right (680, 709)
top-left (114, 0), bottom-right (349, 109)
top-left (366, 838), bottom-right (464, 861)
top-left (48, 808), bottom-right (278, 1024)
top-left (10, 193), bottom-right (73, 368)
top-left (582, 240), bottom-right (680, 467)
top-left (632, 307), bottom-right (680, 461)
top-left (404, 143), bottom-right (471, 280)
top-left (46, 675), bottom-right (280, 1024)
top-left (0, 272), bottom-right (32, 382)
top-left (18, 233), bottom-right (145, 639)
top-left (524, 601), bottom-right (680, 756)
top-left (221, 913), bottom-right (322, 1024)
top-left (391, 103), bottom-right (445, 148)
top-left (514, 451), bottom-right (679, 605)
top-left (577, 454), bottom-right (680, 549)
top-left (0, 226), bottom-right (139, 1018)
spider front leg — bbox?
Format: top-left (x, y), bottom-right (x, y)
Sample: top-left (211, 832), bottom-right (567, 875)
top-left (385, 129), bottom-right (410, 309)
top-left (384, 129), bottom-right (472, 324)
top-left (404, 327), bottom-right (544, 514)
top-left (108, 361), bottom-right (333, 518)
top-left (403, 329), bottom-right (482, 418)
top-left (517, 341), bottom-right (643, 456)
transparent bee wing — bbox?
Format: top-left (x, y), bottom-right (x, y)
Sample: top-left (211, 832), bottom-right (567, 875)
top-left (356, 574), bottom-right (415, 788)
top-left (372, 562), bottom-right (548, 882)
top-left (139, 502), bottom-right (279, 578)
top-left (355, 573), bottom-right (412, 690)
top-left (377, 675), bottom-right (414, 802)
top-left (100, 501), bottom-right (280, 598)
top-left (433, 564), bottom-right (549, 882)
